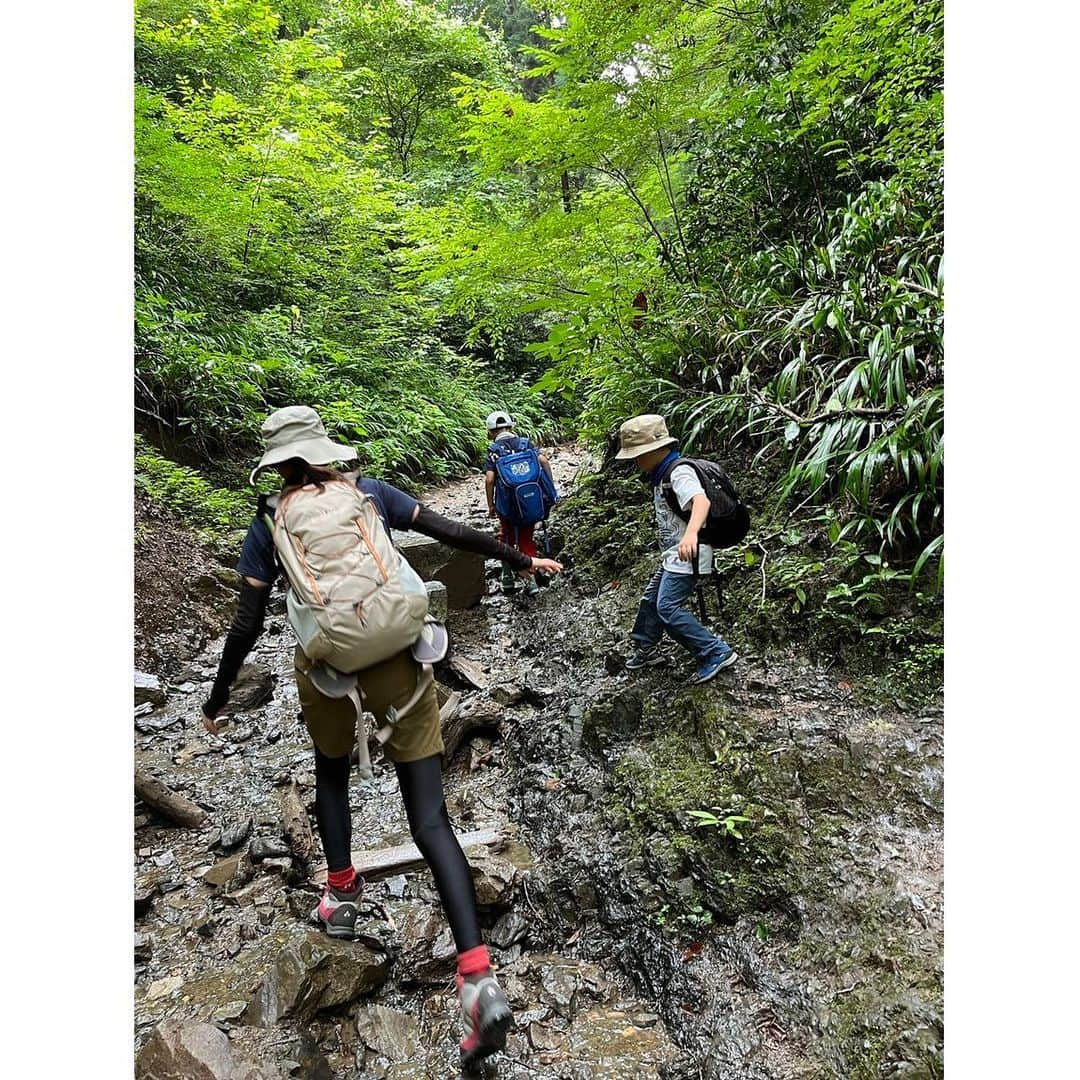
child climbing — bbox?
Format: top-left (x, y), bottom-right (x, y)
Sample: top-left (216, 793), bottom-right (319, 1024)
top-left (483, 410), bottom-right (558, 596)
top-left (616, 413), bottom-right (742, 684)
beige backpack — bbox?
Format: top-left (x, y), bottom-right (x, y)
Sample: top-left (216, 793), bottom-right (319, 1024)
top-left (269, 478), bottom-right (429, 673)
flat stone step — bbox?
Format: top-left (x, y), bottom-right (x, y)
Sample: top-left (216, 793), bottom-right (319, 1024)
top-left (394, 530), bottom-right (486, 609)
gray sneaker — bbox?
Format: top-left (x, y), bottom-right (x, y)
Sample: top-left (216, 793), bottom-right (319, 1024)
top-left (311, 879), bottom-right (365, 939)
top-left (458, 970), bottom-right (513, 1070)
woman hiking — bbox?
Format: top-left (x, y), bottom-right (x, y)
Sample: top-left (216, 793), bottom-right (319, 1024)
top-left (200, 406), bottom-right (562, 1070)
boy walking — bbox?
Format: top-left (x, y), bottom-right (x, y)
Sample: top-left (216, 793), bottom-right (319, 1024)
top-left (616, 414), bottom-right (738, 683)
top-left (484, 411), bottom-right (557, 595)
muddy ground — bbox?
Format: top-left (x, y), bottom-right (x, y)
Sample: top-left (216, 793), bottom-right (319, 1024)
top-left (134, 446), bottom-right (942, 1079)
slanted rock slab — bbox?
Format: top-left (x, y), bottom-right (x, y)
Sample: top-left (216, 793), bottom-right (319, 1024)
top-left (244, 931), bottom-right (389, 1026)
top-left (136, 1018), bottom-right (281, 1080)
top-left (355, 1004), bottom-right (422, 1063)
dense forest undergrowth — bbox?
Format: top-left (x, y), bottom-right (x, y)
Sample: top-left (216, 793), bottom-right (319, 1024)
top-left (136, 0), bottom-right (942, 632)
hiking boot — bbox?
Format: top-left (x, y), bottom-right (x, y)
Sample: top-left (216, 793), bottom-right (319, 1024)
top-left (311, 879), bottom-right (365, 939)
top-left (523, 574), bottom-right (541, 596)
top-left (458, 970), bottom-right (513, 1071)
top-left (691, 646), bottom-right (738, 685)
top-left (625, 646), bottom-right (666, 670)
top-left (499, 565), bottom-right (517, 594)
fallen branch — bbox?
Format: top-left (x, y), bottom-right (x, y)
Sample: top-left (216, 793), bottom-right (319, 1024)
top-left (135, 769), bottom-right (206, 829)
top-left (311, 825), bottom-right (504, 885)
top-left (279, 781), bottom-right (316, 870)
top-left (443, 699), bottom-right (503, 763)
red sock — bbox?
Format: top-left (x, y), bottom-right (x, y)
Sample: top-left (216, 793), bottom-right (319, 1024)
top-left (457, 945), bottom-right (491, 979)
top-left (327, 866), bottom-right (357, 893)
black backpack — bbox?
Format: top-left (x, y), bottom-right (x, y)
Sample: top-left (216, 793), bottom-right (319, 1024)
top-left (660, 457), bottom-right (750, 548)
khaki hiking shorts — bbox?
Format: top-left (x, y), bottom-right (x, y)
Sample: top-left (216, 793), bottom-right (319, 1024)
top-left (294, 645), bottom-right (443, 763)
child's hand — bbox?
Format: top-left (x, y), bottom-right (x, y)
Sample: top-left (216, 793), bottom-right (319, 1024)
top-left (678, 534), bottom-right (699, 562)
top-left (527, 557), bottom-right (564, 576)
top-left (201, 708), bottom-right (222, 735)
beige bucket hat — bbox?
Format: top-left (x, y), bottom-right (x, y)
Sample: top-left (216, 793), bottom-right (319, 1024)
top-left (614, 413), bottom-right (678, 460)
top-left (249, 405), bottom-right (358, 484)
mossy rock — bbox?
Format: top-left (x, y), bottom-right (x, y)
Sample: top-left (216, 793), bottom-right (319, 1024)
top-left (610, 697), bottom-right (804, 925)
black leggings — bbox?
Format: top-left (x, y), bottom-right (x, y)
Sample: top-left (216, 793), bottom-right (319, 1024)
top-left (313, 746), bottom-right (482, 953)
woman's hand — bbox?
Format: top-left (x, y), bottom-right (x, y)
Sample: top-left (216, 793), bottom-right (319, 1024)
top-left (526, 557), bottom-right (564, 577)
top-left (201, 708), bottom-right (222, 736)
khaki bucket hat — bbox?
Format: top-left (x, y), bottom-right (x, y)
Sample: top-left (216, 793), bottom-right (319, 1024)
top-left (249, 405), bottom-right (358, 484)
top-left (614, 414), bottom-right (678, 460)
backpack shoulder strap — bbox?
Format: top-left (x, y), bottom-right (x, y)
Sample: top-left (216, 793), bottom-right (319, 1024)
top-left (659, 456), bottom-right (690, 517)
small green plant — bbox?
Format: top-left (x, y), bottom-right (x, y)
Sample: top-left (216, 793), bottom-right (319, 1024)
top-left (687, 809), bottom-right (751, 839)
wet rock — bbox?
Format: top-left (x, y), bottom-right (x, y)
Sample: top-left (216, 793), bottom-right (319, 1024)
top-left (386, 874), bottom-right (408, 899)
top-left (424, 580), bottom-right (448, 622)
top-left (355, 1005), bottom-right (422, 1063)
top-left (395, 531), bottom-right (486, 609)
top-left (230, 664), bottom-right (275, 711)
top-left (490, 682), bottom-right (527, 707)
top-left (135, 1018), bottom-right (280, 1080)
top-left (250, 837), bottom-right (291, 863)
top-left (201, 853), bottom-right (255, 891)
top-left (226, 876), bottom-right (283, 908)
top-left (220, 817), bottom-right (253, 851)
top-left (447, 655), bottom-right (488, 690)
top-left (581, 689), bottom-right (644, 753)
top-left (490, 910), bottom-right (529, 949)
top-left (244, 931), bottom-right (390, 1026)
top-left (135, 875), bottom-right (159, 918)
top-left (520, 955), bottom-right (612, 1020)
top-left (135, 711), bottom-right (182, 735)
top-left (469, 849), bottom-right (518, 907)
top-left (562, 1008), bottom-right (677, 1078)
top-left (391, 902), bottom-right (456, 984)
top-left (134, 932), bottom-right (153, 962)
top-left (135, 670), bottom-right (166, 707)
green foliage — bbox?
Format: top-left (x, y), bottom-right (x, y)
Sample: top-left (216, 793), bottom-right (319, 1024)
top-left (135, 0), bottom-right (555, 486)
top-left (422, 0), bottom-right (943, 574)
top-left (134, 0), bottom-right (943, 596)
top-left (134, 436), bottom-right (252, 542)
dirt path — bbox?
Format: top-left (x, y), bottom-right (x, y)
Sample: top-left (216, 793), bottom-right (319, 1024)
top-left (133, 446), bottom-right (942, 1079)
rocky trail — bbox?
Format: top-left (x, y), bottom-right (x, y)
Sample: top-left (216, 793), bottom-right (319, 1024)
top-left (134, 446), bottom-right (943, 1079)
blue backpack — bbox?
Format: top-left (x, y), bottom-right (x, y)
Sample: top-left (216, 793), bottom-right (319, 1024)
top-left (490, 437), bottom-right (558, 526)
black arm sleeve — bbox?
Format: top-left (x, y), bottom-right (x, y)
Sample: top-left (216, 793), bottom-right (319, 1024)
top-left (411, 506), bottom-right (532, 571)
top-left (202, 581), bottom-right (270, 718)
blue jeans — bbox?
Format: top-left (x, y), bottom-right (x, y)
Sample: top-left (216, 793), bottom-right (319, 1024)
top-left (631, 567), bottom-right (730, 671)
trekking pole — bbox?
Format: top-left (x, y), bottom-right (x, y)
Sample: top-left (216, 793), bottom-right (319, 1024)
top-left (693, 546), bottom-right (708, 623)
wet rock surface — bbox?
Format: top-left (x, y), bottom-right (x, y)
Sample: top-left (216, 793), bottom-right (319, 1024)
top-left (134, 445), bottom-right (941, 1078)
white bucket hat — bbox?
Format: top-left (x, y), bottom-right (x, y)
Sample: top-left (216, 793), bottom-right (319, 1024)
top-left (614, 414), bottom-right (678, 460)
top-left (249, 406), bottom-right (358, 484)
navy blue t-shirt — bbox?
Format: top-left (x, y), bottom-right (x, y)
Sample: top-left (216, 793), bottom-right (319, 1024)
top-left (236, 477), bottom-right (419, 584)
